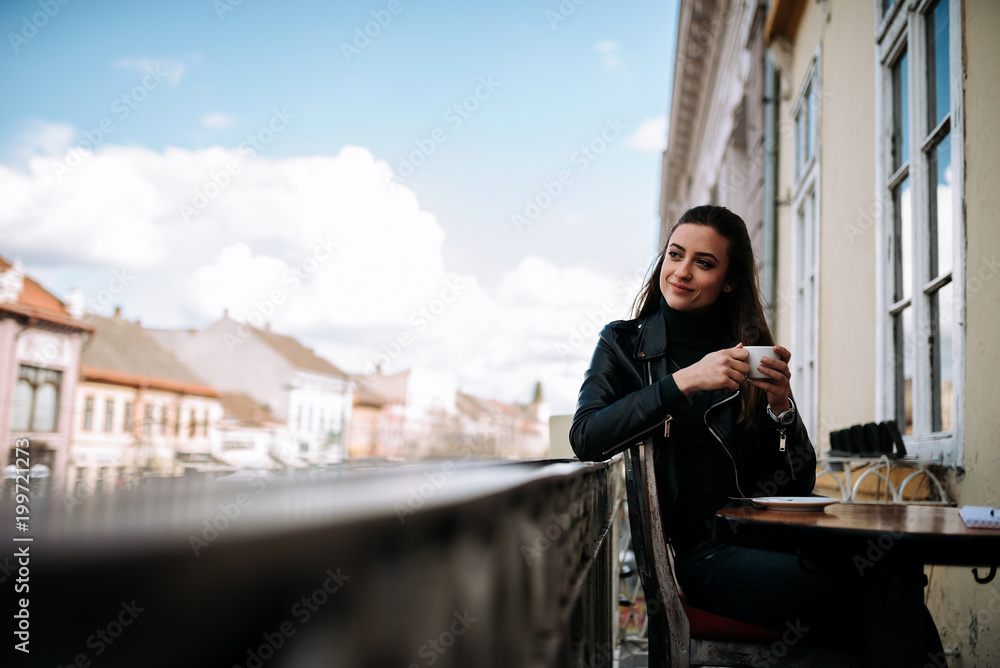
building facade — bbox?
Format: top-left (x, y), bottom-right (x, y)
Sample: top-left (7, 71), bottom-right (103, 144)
top-left (71, 312), bottom-right (223, 489)
top-left (661, 0), bottom-right (1000, 661)
top-left (0, 257), bottom-right (92, 488)
top-left (150, 314), bottom-right (353, 465)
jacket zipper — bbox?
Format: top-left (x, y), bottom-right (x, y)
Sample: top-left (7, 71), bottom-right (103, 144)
top-left (600, 360), bottom-right (672, 456)
top-left (603, 362), bottom-right (672, 455)
top-left (703, 390), bottom-right (754, 501)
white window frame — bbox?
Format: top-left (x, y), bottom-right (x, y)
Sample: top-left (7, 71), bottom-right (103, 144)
top-left (790, 51), bottom-right (821, 441)
top-left (874, 0), bottom-right (965, 466)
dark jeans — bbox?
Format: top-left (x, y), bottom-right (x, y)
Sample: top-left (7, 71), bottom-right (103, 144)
top-left (670, 540), bottom-right (944, 665)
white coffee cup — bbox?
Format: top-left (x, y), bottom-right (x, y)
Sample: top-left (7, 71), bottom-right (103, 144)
top-left (743, 346), bottom-right (778, 379)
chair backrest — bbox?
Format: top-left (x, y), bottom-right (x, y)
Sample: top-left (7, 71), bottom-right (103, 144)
top-left (622, 440), bottom-right (691, 667)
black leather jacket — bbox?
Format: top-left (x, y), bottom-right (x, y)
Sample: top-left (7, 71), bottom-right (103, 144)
top-left (570, 308), bottom-right (816, 539)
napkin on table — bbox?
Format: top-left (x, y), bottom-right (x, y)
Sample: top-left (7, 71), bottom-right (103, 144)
top-left (959, 506), bottom-right (1000, 529)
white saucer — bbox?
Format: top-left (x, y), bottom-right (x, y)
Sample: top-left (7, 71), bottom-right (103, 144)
top-left (752, 496), bottom-right (839, 511)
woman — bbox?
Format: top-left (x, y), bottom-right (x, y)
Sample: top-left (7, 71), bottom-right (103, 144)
top-left (570, 205), bottom-right (939, 659)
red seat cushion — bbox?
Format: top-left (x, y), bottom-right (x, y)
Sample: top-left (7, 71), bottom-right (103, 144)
top-left (679, 593), bottom-right (785, 642)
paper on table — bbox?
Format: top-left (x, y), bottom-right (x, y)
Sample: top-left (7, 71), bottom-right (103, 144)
top-left (959, 506), bottom-right (1000, 529)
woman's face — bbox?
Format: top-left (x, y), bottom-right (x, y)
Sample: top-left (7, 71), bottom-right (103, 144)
top-left (659, 223), bottom-right (732, 313)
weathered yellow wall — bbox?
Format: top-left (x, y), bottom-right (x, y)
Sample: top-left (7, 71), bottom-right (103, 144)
top-left (775, 1), bottom-right (878, 452)
top-left (775, 1), bottom-right (1000, 664)
top-left (815, 1), bottom-right (878, 447)
top-left (925, 1), bottom-right (1000, 665)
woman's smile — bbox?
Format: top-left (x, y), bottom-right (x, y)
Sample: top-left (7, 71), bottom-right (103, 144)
top-left (659, 223), bottom-right (731, 312)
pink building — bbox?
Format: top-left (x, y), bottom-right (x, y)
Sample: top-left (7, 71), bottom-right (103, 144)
top-left (0, 256), bottom-right (93, 488)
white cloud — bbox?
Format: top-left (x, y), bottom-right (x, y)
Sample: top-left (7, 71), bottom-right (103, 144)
top-left (627, 116), bottom-right (668, 153)
top-left (0, 141), bottom-right (646, 413)
top-left (115, 56), bottom-right (192, 85)
top-left (595, 40), bottom-right (622, 71)
top-left (201, 112), bottom-right (235, 130)
top-left (1, 120), bottom-right (77, 171)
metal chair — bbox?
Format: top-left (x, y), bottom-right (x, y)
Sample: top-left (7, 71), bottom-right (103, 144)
top-left (622, 441), bottom-right (855, 667)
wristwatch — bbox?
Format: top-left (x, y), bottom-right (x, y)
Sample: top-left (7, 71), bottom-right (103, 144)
top-left (767, 397), bottom-right (797, 426)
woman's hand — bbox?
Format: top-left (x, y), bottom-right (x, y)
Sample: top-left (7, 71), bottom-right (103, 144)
top-left (673, 344), bottom-right (751, 394)
top-left (748, 345), bottom-right (792, 414)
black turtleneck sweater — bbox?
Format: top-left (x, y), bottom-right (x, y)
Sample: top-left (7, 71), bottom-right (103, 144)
top-left (655, 296), bottom-right (743, 551)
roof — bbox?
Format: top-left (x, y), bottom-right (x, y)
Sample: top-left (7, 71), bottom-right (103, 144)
top-left (352, 370), bottom-right (409, 406)
top-left (245, 324), bottom-right (347, 377)
top-left (81, 314), bottom-right (217, 397)
top-left (217, 392), bottom-right (275, 425)
top-left (456, 391), bottom-right (529, 422)
top-left (0, 256), bottom-right (94, 332)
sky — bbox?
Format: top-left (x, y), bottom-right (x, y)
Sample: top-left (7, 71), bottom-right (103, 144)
top-left (0, 0), bottom-right (679, 415)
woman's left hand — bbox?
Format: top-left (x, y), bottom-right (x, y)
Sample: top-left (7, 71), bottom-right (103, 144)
top-left (747, 345), bottom-right (792, 414)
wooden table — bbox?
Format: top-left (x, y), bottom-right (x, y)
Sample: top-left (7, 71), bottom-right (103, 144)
top-left (714, 503), bottom-right (1000, 667)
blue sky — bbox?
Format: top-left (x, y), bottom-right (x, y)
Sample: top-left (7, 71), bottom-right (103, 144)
top-left (0, 0), bottom-right (678, 412)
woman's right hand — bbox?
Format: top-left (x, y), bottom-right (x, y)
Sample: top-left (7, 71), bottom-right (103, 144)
top-left (673, 344), bottom-right (751, 394)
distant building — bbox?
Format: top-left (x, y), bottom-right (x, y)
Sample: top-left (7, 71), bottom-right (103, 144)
top-left (215, 392), bottom-right (291, 470)
top-left (350, 368), bottom-right (549, 459)
top-left (72, 311), bottom-right (223, 488)
top-left (149, 313), bottom-right (353, 465)
top-left (0, 256), bottom-right (93, 488)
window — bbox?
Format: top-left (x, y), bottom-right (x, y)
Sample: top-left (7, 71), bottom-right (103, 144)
top-left (83, 396), bottom-right (94, 431)
top-left (105, 399), bottom-right (115, 432)
top-left (203, 410), bottom-right (209, 437)
top-left (123, 401), bottom-right (133, 432)
top-left (143, 404), bottom-right (153, 434)
top-left (791, 55), bottom-right (821, 440)
top-left (876, 0), bottom-right (963, 465)
top-left (189, 408), bottom-right (197, 438)
top-left (11, 365), bottom-right (62, 432)
top-left (160, 406), bottom-right (168, 434)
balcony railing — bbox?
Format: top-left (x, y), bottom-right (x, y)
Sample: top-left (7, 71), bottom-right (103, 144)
top-left (2, 458), bottom-right (626, 667)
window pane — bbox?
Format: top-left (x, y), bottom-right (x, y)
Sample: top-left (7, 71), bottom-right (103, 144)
top-left (807, 84), bottom-right (816, 162)
top-left (931, 282), bottom-right (954, 432)
top-left (894, 306), bottom-right (915, 435)
top-left (892, 177), bottom-right (912, 301)
top-left (12, 380), bottom-right (32, 431)
top-left (926, 0), bottom-right (950, 129)
top-left (928, 135), bottom-right (953, 277)
top-left (796, 108), bottom-right (805, 178)
top-left (105, 399), bottom-right (115, 432)
top-left (33, 382), bottom-right (59, 432)
top-left (892, 52), bottom-right (909, 171)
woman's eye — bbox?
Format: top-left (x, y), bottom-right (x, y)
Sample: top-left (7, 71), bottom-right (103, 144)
top-left (697, 260), bottom-right (714, 269)
top-left (667, 251), bottom-right (681, 259)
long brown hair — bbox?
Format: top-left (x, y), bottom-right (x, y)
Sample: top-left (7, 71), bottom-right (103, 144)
top-left (631, 205), bottom-right (775, 430)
